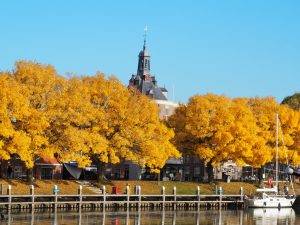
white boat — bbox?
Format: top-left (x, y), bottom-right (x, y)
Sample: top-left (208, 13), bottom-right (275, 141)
top-left (245, 189), bottom-right (295, 208)
top-left (245, 114), bottom-right (296, 208)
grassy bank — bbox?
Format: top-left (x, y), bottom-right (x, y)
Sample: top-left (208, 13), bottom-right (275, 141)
top-left (0, 179), bottom-right (94, 195)
top-left (1, 179), bottom-right (300, 195)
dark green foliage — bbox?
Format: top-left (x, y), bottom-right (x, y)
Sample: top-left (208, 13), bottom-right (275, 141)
top-left (282, 93), bottom-right (300, 110)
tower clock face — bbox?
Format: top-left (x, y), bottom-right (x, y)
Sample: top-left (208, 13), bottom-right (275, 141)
top-left (145, 74), bottom-right (150, 80)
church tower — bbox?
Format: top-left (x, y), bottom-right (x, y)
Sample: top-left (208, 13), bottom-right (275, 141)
top-left (137, 39), bottom-right (151, 79)
top-left (129, 29), bottom-right (168, 100)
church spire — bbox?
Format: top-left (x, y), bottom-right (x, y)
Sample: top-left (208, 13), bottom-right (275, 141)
top-left (137, 26), bottom-right (150, 78)
top-left (143, 26), bottom-right (148, 51)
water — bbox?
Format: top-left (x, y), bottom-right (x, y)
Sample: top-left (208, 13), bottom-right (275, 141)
top-left (1, 208), bottom-right (299, 225)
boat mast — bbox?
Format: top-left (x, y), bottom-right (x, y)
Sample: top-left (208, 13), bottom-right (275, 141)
top-left (276, 113), bottom-right (279, 193)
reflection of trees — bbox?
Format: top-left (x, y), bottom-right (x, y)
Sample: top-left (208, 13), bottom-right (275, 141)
top-left (2, 208), bottom-right (296, 225)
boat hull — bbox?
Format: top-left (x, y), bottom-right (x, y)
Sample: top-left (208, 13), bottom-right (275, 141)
top-left (245, 197), bottom-right (295, 208)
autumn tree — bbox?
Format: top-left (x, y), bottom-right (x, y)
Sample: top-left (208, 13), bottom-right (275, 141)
top-left (282, 93), bottom-right (300, 110)
top-left (0, 73), bottom-right (31, 164)
top-left (170, 94), bottom-right (300, 183)
top-left (247, 97), bottom-right (300, 183)
top-left (81, 75), bottom-right (179, 181)
top-left (48, 73), bottom-right (179, 182)
top-left (10, 61), bottom-right (64, 183)
top-left (169, 94), bottom-right (261, 182)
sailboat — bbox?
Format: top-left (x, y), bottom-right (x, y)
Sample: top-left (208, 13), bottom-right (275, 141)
top-left (245, 114), bottom-right (296, 208)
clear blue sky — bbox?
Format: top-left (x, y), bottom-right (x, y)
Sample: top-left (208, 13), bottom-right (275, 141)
top-left (1, 0), bottom-right (299, 103)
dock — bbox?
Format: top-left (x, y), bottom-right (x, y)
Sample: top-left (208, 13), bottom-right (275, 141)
top-left (0, 185), bottom-right (244, 211)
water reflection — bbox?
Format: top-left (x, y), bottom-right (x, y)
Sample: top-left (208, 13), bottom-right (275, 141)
top-left (0, 208), bottom-right (297, 225)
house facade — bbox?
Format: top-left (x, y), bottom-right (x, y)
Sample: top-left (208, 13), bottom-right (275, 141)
top-left (0, 155), bottom-right (62, 180)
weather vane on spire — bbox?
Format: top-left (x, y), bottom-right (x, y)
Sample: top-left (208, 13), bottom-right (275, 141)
top-left (143, 26), bottom-right (148, 49)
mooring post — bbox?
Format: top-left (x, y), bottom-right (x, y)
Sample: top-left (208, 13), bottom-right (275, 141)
top-left (240, 187), bottom-right (244, 202)
top-left (196, 186), bottom-right (200, 209)
top-left (78, 185), bottom-right (82, 210)
top-left (7, 185), bottom-right (11, 211)
top-left (53, 185), bottom-right (58, 211)
top-left (218, 186), bottom-right (223, 209)
top-left (126, 184), bottom-right (130, 209)
top-left (161, 186), bottom-right (165, 209)
top-left (138, 185), bottom-right (141, 209)
top-left (30, 185), bottom-right (35, 211)
top-left (102, 185), bottom-right (106, 209)
top-left (173, 186), bottom-right (177, 210)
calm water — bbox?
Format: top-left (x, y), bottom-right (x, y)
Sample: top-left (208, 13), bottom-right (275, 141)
top-left (1, 208), bottom-right (299, 225)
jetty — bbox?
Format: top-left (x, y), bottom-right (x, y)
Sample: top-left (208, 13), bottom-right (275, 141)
top-left (0, 184), bottom-right (244, 211)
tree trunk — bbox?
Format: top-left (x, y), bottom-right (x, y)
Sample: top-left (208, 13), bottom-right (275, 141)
top-left (27, 168), bottom-right (34, 184)
top-left (96, 160), bottom-right (107, 183)
top-left (257, 166), bottom-right (265, 187)
top-left (206, 161), bottom-right (214, 183)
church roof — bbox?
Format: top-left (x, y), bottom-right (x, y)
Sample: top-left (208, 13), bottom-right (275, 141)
top-left (142, 82), bottom-right (167, 100)
top-left (129, 34), bottom-right (168, 101)
top-left (160, 87), bottom-right (168, 92)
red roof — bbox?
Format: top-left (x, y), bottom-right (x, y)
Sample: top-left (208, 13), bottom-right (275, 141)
top-left (35, 156), bottom-right (61, 165)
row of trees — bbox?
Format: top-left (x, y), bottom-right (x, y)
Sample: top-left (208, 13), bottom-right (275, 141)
top-left (168, 94), bottom-right (300, 182)
top-left (1, 61), bottom-right (300, 183)
top-left (0, 61), bottom-right (180, 182)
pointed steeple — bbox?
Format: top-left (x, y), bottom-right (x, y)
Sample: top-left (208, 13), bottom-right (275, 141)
top-left (143, 26), bottom-right (148, 51)
top-left (137, 26), bottom-right (150, 79)
top-left (128, 27), bottom-right (168, 101)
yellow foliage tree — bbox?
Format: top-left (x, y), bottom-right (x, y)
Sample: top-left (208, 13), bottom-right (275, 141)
top-left (169, 94), bottom-right (300, 182)
top-left (169, 94), bottom-right (260, 181)
top-left (10, 61), bottom-right (64, 182)
top-left (48, 73), bottom-right (179, 181)
top-left (0, 73), bottom-right (31, 163)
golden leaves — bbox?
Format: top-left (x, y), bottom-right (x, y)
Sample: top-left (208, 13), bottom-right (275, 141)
top-left (0, 61), bottom-right (179, 173)
top-left (169, 94), bottom-right (300, 168)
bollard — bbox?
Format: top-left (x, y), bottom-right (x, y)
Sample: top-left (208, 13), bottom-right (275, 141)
top-left (217, 186), bottom-right (223, 195)
top-left (7, 185), bottom-right (11, 211)
top-left (173, 186), bottom-right (176, 196)
top-left (218, 186), bottom-right (223, 208)
top-left (173, 186), bottom-right (177, 210)
top-left (30, 185), bottom-right (35, 211)
top-left (78, 185), bottom-right (82, 210)
top-left (161, 186), bottom-right (165, 209)
top-left (53, 185), bottom-right (59, 211)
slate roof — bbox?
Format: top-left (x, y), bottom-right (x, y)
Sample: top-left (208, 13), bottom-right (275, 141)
top-left (129, 39), bottom-right (168, 101)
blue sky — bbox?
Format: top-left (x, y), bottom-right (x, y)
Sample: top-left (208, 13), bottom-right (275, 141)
top-left (1, 1), bottom-right (299, 103)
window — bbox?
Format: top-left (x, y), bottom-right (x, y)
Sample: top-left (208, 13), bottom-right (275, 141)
top-left (124, 167), bottom-right (129, 180)
top-left (184, 166), bottom-right (190, 175)
top-left (114, 169), bottom-right (121, 179)
top-left (14, 166), bottom-right (22, 179)
top-left (194, 167), bottom-right (200, 176)
top-left (41, 167), bottom-right (53, 179)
